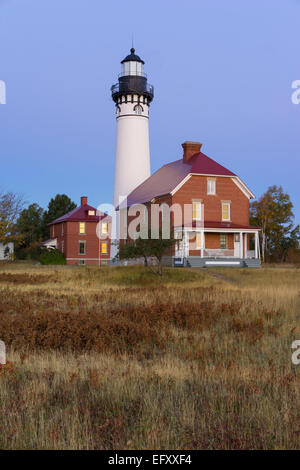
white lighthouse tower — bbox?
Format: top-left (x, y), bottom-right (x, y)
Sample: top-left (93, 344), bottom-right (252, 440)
top-left (111, 48), bottom-right (154, 209)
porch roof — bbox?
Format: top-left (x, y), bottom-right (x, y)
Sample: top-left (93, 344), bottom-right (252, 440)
top-left (174, 221), bottom-right (260, 231)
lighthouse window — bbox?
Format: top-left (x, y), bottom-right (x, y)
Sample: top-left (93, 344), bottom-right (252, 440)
top-left (134, 104), bottom-right (143, 115)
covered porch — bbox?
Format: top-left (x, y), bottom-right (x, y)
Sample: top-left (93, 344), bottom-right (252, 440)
top-left (173, 223), bottom-right (261, 267)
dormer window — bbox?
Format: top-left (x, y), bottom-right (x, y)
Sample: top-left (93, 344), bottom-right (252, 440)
top-left (207, 178), bottom-right (216, 195)
top-left (88, 210), bottom-right (95, 216)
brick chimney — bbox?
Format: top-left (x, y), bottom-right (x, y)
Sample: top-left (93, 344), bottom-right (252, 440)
top-left (182, 141), bottom-right (202, 162)
top-left (81, 196), bottom-right (88, 206)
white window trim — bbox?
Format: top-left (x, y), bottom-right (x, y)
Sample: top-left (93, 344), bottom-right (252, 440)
top-left (220, 234), bottom-right (228, 249)
top-left (102, 222), bottom-right (108, 234)
top-left (101, 241), bottom-right (108, 254)
top-left (222, 202), bottom-right (231, 221)
top-left (207, 178), bottom-right (216, 195)
top-left (79, 222), bottom-right (86, 235)
top-left (78, 240), bottom-right (86, 255)
top-left (192, 201), bottom-right (202, 221)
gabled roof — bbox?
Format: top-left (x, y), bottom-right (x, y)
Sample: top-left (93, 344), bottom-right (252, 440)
top-left (49, 204), bottom-right (111, 225)
top-left (124, 152), bottom-right (239, 208)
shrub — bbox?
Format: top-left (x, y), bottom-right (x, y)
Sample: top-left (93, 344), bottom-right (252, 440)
top-left (39, 249), bottom-right (66, 265)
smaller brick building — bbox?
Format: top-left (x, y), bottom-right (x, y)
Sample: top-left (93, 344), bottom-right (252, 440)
top-left (47, 197), bottom-right (111, 266)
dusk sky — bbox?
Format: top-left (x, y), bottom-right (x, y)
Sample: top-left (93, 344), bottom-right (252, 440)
top-left (1, 0), bottom-right (299, 222)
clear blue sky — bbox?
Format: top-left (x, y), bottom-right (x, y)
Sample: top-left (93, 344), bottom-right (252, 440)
top-left (1, 0), bottom-right (299, 223)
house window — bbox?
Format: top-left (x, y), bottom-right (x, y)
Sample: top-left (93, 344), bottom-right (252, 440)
top-left (79, 241), bottom-right (86, 255)
top-left (222, 202), bottom-right (230, 221)
top-left (88, 210), bottom-right (95, 216)
top-left (78, 260), bottom-right (85, 266)
top-left (101, 259), bottom-right (108, 266)
top-left (102, 222), bottom-right (108, 234)
top-left (192, 202), bottom-right (202, 221)
top-left (101, 242), bottom-right (108, 254)
top-left (207, 179), bottom-right (216, 195)
top-left (61, 241), bottom-right (64, 253)
top-left (79, 222), bottom-right (86, 234)
top-left (62, 223), bottom-right (64, 236)
top-left (52, 226), bottom-right (55, 238)
top-left (220, 234), bottom-right (228, 249)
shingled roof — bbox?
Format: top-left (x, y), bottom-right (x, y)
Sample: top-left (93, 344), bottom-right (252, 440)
top-left (125, 151), bottom-right (237, 208)
top-left (49, 202), bottom-right (111, 225)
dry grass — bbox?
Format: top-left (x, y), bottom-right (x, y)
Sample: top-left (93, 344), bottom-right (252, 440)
top-left (0, 262), bottom-right (300, 449)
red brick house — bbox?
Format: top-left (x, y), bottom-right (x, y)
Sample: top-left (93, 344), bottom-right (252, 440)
top-left (46, 197), bottom-right (111, 265)
top-left (120, 142), bottom-right (261, 267)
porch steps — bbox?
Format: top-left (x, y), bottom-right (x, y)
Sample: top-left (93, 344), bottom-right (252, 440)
top-left (244, 259), bottom-right (261, 268)
top-left (184, 257), bottom-right (261, 268)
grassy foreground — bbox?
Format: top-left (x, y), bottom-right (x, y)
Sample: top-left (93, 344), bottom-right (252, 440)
top-left (0, 262), bottom-right (300, 449)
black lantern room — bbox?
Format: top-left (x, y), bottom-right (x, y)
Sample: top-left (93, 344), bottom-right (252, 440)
top-left (111, 48), bottom-right (154, 104)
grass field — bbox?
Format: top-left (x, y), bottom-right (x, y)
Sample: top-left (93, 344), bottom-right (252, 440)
top-left (0, 262), bottom-right (300, 449)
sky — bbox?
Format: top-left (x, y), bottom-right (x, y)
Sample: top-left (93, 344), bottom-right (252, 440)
top-left (0, 0), bottom-right (299, 223)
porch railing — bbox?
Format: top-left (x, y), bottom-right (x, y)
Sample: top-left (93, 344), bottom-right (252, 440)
top-left (204, 249), bottom-right (234, 258)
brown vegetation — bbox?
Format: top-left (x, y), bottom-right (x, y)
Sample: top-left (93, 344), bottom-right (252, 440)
top-left (0, 263), bottom-right (300, 449)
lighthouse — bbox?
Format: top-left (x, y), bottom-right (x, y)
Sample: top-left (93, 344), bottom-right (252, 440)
top-left (111, 48), bottom-right (154, 209)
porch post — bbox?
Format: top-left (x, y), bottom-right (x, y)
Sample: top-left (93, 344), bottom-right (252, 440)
top-left (200, 230), bottom-right (204, 258)
top-left (244, 233), bottom-right (248, 259)
top-left (255, 232), bottom-right (258, 259)
top-left (239, 232), bottom-right (243, 258)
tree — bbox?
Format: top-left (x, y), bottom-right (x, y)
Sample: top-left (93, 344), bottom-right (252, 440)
top-left (41, 194), bottom-right (76, 239)
top-left (16, 203), bottom-right (44, 247)
top-left (117, 229), bottom-right (178, 276)
top-left (39, 248), bottom-right (66, 265)
top-left (277, 225), bottom-right (300, 262)
top-left (0, 191), bottom-right (24, 245)
top-left (250, 185), bottom-right (296, 262)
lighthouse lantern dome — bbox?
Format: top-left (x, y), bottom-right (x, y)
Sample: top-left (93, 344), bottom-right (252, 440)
top-left (120, 48), bottom-right (145, 77)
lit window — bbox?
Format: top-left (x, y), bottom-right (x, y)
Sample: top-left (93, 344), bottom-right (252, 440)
top-left (220, 234), bottom-right (228, 249)
top-left (102, 222), bottom-right (108, 234)
top-left (196, 233), bottom-right (202, 249)
top-left (79, 222), bottom-right (86, 234)
top-left (222, 202), bottom-right (230, 221)
top-left (79, 241), bottom-right (85, 255)
top-left (207, 179), bottom-right (216, 195)
top-left (192, 202), bottom-right (201, 220)
top-left (101, 242), bottom-right (107, 254)
top-left (88, 210), bottom-right (95, 216)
